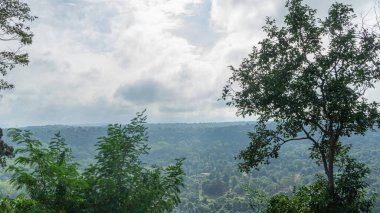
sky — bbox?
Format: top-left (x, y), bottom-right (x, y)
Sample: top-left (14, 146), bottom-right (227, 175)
top-left (0, 0), bottom-right (379, 127)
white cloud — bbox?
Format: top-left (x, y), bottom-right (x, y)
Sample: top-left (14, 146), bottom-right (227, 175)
top-left (210, 0), bottom-right (278, 33)
top-left (0, 0), bottom-right (379, 127)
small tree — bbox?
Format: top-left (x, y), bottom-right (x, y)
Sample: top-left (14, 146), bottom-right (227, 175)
top-left (6, 130), bottom-right (83, 212)
top-left (83, 111), bottom-right (185, 213)
top-left (222, 0), bottom-right (380, 208)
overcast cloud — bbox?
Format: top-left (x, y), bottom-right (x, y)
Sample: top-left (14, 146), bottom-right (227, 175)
top-left (0, 0), bottom-right (378, 127)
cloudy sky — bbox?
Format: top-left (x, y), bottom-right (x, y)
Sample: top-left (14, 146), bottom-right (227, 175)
top-left (0, 0), bottom-right (379, 127)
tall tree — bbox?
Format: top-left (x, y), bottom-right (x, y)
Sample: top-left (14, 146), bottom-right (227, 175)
top-left (222, 0), bottom-right (380, 207)
top-left (0, 0), bottom-right (36, 169)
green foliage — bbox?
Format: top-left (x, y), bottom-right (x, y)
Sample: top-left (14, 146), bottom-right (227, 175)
top-left (0, 194), bottom-right (47, 213)
top-left (266, 176), bottom-right (329, 213)
top-left (80, 111), bottom-right (185, 213)
top-left (143, 158), bottom-right (185, 212)
top-left (5, 129), bottom-right (83, 212)
top-left (266, 194), bottom-right (296, 213)
top-left (0, 0), bottom-right (36, 90)
top-left (0, 128), bottom-right (14, 168)
top-left (222, 0), bottom-right (380, 204)
top-left (243, 183), bottom-right (268, 213)
top-left (202, 178), bottom-right (228, 197)
top-left (266, 156), bottom-right (376, 213)
top-left (1, 112), bottom-right (185, 212)
top-left (334, 157), bottom-right (377, 212)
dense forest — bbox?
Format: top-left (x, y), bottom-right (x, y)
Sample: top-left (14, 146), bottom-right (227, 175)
top-left (1, 122), bottom-right (379, 212)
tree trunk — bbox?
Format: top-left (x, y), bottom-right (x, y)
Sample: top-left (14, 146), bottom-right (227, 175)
top-left (327, 138), bottom-right (336, 200)
top-left (327, 154), bottom-right (334, 195)
top-left (321, 144), bottom-right (334, 196)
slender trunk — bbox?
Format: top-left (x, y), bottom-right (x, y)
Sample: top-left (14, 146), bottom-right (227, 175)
top-left (327, 146), bottom-right (334, 196)
top-left (320, 143), bottom-right (334, 195)
top-left (327, 136), bottom-right (337, 203)
top-left (325, 120), bottom-right (336, 197)
top-left (320, 146), bottom-right (329, 181)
